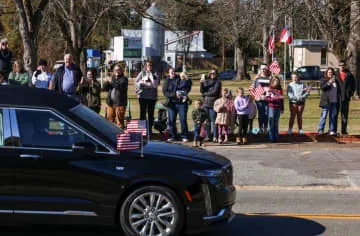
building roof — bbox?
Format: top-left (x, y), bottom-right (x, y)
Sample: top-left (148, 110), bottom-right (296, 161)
top-left (120, 29), bottom-right (206, 52)
top-left (292, 39), bottom-right (328, 47)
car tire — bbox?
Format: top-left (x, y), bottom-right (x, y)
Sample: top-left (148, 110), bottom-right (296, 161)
top-left (120, 185), bottom-right (184, 236)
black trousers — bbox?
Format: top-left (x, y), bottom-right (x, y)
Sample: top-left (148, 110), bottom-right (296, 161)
top-left (237, 114), bottom-right (249, 138)
top-left (139, 98), bottom-right (156, 135)
top-left (336, 101), bottom-right (350, 134)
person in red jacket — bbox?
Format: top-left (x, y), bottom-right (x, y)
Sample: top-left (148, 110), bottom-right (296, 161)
top-left (266, 77), bottom-right (284, 142)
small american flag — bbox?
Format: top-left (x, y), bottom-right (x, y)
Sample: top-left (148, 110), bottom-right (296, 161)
top-left (269, 61), bottom-right (281, 74)
top-left (249, 85), bottom-right (265, 100)
top-left (117, 132), bottom-right (142, 151)
top-left (126, 120), bottom-right (147, 136)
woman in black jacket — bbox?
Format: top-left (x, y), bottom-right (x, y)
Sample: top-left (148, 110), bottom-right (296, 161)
top-left (317, 67), bottom-right (340, 135)
top-left (200, 69), bottom-right (221, 142)
top-left (103, 65), bottom-right (128, 129)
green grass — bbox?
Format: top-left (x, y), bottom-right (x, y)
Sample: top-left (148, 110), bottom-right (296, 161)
top-left (100, 79), bottom-right (360, 134)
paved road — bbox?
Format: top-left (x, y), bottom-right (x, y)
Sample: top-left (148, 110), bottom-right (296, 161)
top-left (1, 143), bottom-right (360, 235)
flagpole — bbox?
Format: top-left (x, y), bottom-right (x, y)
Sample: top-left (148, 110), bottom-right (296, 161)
top-left (283, 17), bottom-right (287, 89)
top-left (272, 30), bottom-right (275, 62)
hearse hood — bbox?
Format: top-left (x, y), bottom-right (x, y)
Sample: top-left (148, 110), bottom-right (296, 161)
top-left (142, 142), bottom-right (230, 166)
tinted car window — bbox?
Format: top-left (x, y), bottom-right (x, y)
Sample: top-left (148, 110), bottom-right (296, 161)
top-left (71, 104), bottom-right (122, 143)
top-left (15, 109), bottom-right (107, 152)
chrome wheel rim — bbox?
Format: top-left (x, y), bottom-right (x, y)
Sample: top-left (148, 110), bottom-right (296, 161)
top-left (129, 192), bottom-right (178, 236)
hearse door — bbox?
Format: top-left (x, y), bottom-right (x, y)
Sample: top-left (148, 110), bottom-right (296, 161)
top-left (10, 108), bottom-right (121, 223)
top-left (0, 108), bottom-right (15, 224)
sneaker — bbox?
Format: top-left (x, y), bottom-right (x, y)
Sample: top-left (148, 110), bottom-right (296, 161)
top-left (182, 138), bottom-right (189, 143)
top-left (329, 131), bottom-right (336, 136)
top-left (318, 130), bottom-right (324, 135)
top-left (287, 128), bottom-right (292, 136)
top-left (213, 137), bottom-right (218, 143)
top-left (167, 138), bottom-right (174, 142)
top-left (299, 129), bottom-right (304, 135)
top-left (218, 138), bottom-right (222, 144)
top-left (203, 137), bottom-right (210, 142)
top-left (223, 135), bottom-right (228, 143)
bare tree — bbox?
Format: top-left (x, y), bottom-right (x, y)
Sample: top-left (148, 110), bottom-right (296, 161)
top-left (209, 0), bottom-right (260, 80)
top-left (304, 0), bottom-right (360, 79)
top-left (12, 0), bottom-right (49, 73)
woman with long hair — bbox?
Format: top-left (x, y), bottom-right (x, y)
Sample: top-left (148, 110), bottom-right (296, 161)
top-left (318, 67), bottom-right (340, 135)
top-left (266, 76), bottom-right (284, 142)
top-left (8, 59), bottom-right (30, 86)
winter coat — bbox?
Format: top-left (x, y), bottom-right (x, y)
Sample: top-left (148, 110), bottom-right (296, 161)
top-left (192, 108), bottom-right (208, 124)
top-left (287, 82), bottom-right (309, 104)
top-left (32, 71), bottom-right (52, 89)
top-left (103, 75), bottom-right (128, 107)
top-left (78, 79), bottom-right (101, 110)
top-left (319, 77), bottom-right (341, 107)
top-left (0, 49), bottom-right (12, 74)
top-left (163, 76), bottom-right (192, 104)
top-left (335, 70), bottom-right (355, 102)
top-left (214, 97), bottom-right (235, 126)
top-left (200, 78), bottom-right (221, 108)
top-left (52, 64), bottom-right (83, 95)
top-left (135, 71), bottom-right (160, 100)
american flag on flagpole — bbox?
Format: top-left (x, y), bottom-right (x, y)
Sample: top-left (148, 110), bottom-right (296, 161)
top-left (117, 132), bottom-right (142, 151)
top-left (268, 36), bottom-right (275, 55)
top-left (279, 25), bottom-right (293, 44)
top-left (249, 84), bottom-right (265, 100)
top-left (126, 120), bottom-right (147, 136)
top-left (269, 61), bottom-right (281, 74)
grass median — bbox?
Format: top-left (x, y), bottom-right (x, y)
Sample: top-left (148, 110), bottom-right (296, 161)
top-left (99, 78), bottom-right (360, 134)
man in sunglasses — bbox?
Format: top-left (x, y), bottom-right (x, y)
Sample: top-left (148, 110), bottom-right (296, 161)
top-left (0, 38), bottom-right (13, 80)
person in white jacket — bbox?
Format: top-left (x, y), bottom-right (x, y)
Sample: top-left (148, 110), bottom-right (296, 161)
top-left (32, 59), bottom-right (52, 89)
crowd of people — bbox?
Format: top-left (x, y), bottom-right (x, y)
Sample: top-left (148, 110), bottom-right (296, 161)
top-left (0, 37), bottom-right (358, 146)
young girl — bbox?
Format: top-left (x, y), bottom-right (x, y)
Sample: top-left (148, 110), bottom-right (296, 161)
top-left (213, 88), bottom-right (235, 144)
top-left (287, 72), bottom-right (310, 135)
top-left (266, 77), bottom-right (284, 142)
top-left (234, 88), bottom-right (249, 144)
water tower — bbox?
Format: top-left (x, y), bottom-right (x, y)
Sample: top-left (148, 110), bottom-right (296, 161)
top-left (141, 3), bottom-right (165, 73)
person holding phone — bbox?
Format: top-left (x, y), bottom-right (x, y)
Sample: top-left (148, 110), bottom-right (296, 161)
top-left (318, 67), bottom-right (340, 136)
top-left (31, 59), bottom-right (52, 89)
top-left (286, 72), bottom-right (310, 135)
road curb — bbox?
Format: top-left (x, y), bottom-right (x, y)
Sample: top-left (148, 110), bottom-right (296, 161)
top-left (235, 185), bottom-right (360, 191)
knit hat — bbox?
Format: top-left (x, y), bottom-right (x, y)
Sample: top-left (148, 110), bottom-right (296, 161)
top-left (260, 64), bottom-right (269, 70)
top-left (0, 38), bottom-right (8, 44)
top-left (38, 59), bottom-right (47, 66)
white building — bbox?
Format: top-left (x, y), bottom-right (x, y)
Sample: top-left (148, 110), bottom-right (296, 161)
top-left (106, 29), bottom-right (212, 70)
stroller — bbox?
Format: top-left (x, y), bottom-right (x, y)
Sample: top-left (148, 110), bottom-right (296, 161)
top-left (154, 102), bottom-right (169, 141)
